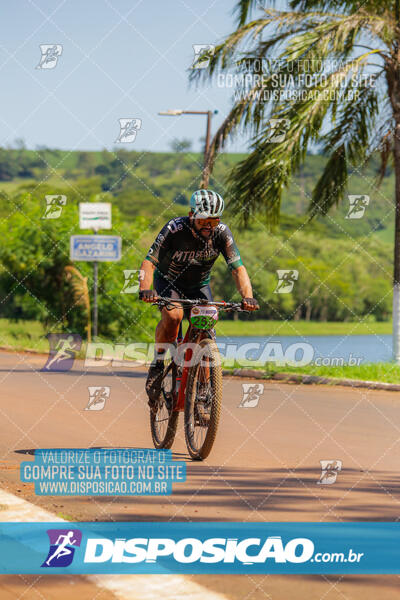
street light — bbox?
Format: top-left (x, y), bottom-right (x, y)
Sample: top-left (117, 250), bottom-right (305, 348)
top-left (158, 108), bottom-right (218, 187)
top-left (158, 109), bottom-right (184, 116)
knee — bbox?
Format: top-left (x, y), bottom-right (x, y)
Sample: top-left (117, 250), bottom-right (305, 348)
top-left (163, 309), bottom-right (183, 329)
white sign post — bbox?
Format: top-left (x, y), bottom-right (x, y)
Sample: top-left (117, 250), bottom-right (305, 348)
top-left (79, 203), bottom-right (111, 231)
top-left (77, 203), bottom-right (113, 338)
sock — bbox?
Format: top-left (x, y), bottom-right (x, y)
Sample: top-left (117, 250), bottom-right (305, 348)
top-left (153, 346), bottom-right (166, 365)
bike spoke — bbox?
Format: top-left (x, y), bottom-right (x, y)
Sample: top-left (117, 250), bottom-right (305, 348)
top-left (190, 361), bottom-right (212, 444)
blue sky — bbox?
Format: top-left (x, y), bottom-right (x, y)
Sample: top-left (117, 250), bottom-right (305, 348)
top-left (0, 0), bottom-right (271, 153)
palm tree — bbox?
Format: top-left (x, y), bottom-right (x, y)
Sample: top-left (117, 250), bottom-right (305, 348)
top-left (191, 0), bottom-right (400, 361)
top-left (64, 266), bottom-right (91, 342)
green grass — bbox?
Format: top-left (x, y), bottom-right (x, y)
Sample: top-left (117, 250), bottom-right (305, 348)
top-left (56, 512), bottom-right (75, 521)
top-left (264, 362), bottom-right (400, 384)
top-left (224, 361), bottom-right (400, 384)
top-left (0, 179), bottom-right (35, 193)
top-left (216, 319), bottom-right (392, 337)
top-left (0, 319), bottom-right (48, 352)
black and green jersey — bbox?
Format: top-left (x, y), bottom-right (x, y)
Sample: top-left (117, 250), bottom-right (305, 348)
top-left (145, 216), bottom-right (243, 290)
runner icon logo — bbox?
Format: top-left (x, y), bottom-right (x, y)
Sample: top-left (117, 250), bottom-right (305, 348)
top-left (192, 44), bottom-right (215, 69)
top-left (115, 118), bottom-right (142, 143)
top-left (317, 460), bottom-right (342, 485)
top-left (268, 118), bottom-right (290, 143)
top-left (345, 195), bottom-right (370, 219)
top-left (36, 44), bottom-right (63, 69)
top-left (239, 383), bottom-right (264, 408)
top-left (41, 529), bottom-right (82, 568)
top-left (85, 386), bottom-right (110, 411)
top-left (274, 270), bottom-right (299, 293)
top-left (121, 269), bottom-right (144, 294)
top-left (42, 195), bottom-right (67, 219)
top-left (42, 334), bottom-right (82, 372)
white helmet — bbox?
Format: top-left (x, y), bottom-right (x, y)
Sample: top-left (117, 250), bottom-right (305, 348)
top-left (190, 189), bottom-right (224, 218)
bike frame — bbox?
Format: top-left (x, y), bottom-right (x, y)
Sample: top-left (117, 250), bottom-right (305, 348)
top-left (154, 298), bottom-right (242, 413)
top-left (159, 320), bottom-right (208, 412)
top-left (175, 325), bottom-right (207, 411)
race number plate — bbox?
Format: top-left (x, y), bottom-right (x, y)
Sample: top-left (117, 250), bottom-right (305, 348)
top-left (190, 306), bottom-right (218, 330)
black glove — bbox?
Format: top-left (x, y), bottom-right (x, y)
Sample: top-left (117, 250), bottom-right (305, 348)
top-left (241, 297), bottom-right (259, 311)
top-left (139, 289), bottom-right (158, 303)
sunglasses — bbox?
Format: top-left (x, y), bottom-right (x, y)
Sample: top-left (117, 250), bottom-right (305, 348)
top-left (195, 217), bottom-right (220, 228)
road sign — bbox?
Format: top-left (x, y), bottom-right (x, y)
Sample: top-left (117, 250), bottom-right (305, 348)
top-left (70, 235), bottom-right (121, 262)
top-left (79, 203), bottom-right (111, 230)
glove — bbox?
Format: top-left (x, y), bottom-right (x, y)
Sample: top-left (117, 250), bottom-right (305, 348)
top-left (139, 289), bottom-right (158, 303)
top-left (241, 297), bottom-right (259, 311)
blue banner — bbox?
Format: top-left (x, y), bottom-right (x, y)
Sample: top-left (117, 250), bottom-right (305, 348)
top-left (20, 449), bottom-right (186, 496)
top-left (0, 522), bottom-right (399, 574)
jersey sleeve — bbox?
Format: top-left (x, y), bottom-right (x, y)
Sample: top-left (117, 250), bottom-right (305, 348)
top-left (145, 221), bottom-right (173, 266)
top-left (219, 225), bottom-right (243, 271)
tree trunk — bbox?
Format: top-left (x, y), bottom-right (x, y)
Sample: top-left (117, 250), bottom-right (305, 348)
top-left (320, 303), bottom-right (328, 322)
top-left (390, 2), bottom-right (400, 361)
top-left (392, 120), bottom-right (400, 362)
top-left (305, 299), bottom-right (312, 321)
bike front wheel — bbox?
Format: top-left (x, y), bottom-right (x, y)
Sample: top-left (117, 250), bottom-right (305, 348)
top-left (150, 360), bottom-right (179, 449)
top-left (184, 337), bottom-right (222, 460)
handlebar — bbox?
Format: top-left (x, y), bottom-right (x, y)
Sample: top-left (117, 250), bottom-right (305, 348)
top-left (153, 297), bottom-right (245, 312)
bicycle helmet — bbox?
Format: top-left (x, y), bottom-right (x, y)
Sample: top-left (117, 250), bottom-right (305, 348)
top-left (190, 189), bottom-right (224, 218)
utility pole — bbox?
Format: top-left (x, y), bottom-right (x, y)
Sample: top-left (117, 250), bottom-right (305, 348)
top-left (158, 109), bottom-right (218, 188)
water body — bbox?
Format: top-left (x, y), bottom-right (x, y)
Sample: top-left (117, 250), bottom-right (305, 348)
top-left (216, 335), bottom-right (393, 365)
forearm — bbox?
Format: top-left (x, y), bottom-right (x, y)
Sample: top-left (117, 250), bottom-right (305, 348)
top-left (139, 259), bottom-right (156, 290)
top-left (231, 265), bottom-right (253, 298)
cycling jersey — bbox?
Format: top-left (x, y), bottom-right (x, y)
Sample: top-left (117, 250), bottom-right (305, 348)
top-left (145, 216), bottom-right (243, 290)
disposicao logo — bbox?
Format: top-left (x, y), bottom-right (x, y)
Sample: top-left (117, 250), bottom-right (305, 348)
top-left (39, 529), bottom-right (364, 571)
top-left (82, 535), bottom-right (314, 565)
top-left (41, 529), bottom-right (82, 567)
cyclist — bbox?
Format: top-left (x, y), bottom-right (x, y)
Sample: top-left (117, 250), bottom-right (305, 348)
top-left (139, 189), bottom-right (259, 407)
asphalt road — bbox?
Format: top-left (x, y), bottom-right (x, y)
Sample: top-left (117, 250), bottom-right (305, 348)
top-left (0, 349), bottom-right (399, 599)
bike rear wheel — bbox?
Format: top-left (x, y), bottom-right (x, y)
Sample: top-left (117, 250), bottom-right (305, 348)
top-left (150, 360), bottom-right (179, 449)
top-left (184, 337), bottom-right (222, 460)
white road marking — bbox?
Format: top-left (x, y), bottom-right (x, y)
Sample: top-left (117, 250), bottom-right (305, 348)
top-left (93, 574), bottom-right (229, 600)
top-left (0, 488), bottom-right (64, 521)
top-left (0, 488), bottom-right (228, 600)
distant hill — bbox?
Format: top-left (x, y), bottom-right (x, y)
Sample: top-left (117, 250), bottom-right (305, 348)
top-left (0, 147), bottom-right (393, 242)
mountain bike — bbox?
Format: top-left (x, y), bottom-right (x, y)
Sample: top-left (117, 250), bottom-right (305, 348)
top-left (149, 298), bottom-right (244, 460)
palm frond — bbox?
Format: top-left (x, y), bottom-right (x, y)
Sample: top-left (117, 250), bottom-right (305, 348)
top-left (228, 50), bottom-right (381, 223)
top-left (201, 68), bottom-right (285, 185)
top-left (233, 0), bottom-right (261, 26)
top-left (291, 0), bottom-right (395, 20)
top-left (194, 1), bottom-right (393, 227)
top-left (189, 9), bottom-right (329, 87)
top-left (191, 7), bottom-right (389, 88)
top-left (308, 83), bottom-right (379, 216)
top-left (311, 145), bottom-right (348, 215)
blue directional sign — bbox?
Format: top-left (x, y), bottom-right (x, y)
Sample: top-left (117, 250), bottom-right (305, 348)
top-left (70, 235), bottom-right (121, 262)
